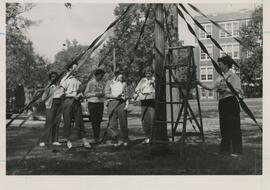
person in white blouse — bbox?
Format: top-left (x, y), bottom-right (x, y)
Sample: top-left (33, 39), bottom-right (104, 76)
top-left (134, 66), bottom-right (155, 144)
top-left (60, 63), bottom-right (91, 149)
top-left (105, 70), bottom-right (129, 148)
top-left (197, 56), bottom-right (243, 157)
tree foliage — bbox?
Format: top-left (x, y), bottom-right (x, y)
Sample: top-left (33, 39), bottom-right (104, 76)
top-left (239, 5), bottom-right (262, 97)
top-left (6, 3), bottom-right (49, 89)
top-left (96, 4), bottom-right (179, 85)
top-left (49, 39), bottom-right (98, 83)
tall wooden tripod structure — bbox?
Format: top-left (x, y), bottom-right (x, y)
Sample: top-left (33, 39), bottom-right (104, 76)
top-left (151, 4), bottom-right (204, 157)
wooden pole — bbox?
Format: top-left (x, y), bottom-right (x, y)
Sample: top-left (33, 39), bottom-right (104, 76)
top-left (152, 4), bottom-right (168, 143)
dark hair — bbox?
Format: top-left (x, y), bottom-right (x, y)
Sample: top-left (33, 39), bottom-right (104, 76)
top-left (49, 71), bottom-right (59, 80)
top-left (217, 56), bottom-right (233, 69)
top-left (114, 70), bottom-right (125, 78)
top-left (94, 69), bottom-right (106, 76)
top-left (114, 70), bottom-right (126, 81)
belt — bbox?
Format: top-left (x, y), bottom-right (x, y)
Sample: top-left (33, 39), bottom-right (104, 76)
top-left (65, 96), bottom-right (76, 99)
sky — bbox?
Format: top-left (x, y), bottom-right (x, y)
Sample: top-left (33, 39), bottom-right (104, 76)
top-left (21, 3), bottom-right (260, 62)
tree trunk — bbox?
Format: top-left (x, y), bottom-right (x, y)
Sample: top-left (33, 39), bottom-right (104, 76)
top-left (152, 4), bottom-right (168, 142)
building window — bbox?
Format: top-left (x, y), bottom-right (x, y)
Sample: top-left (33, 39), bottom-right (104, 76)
top-left (200, 88), bottom-right (214, 99)
top-left (200, 45), bottom-right (213, 61)
top-left (200, 66), bottom-right (213, 82)
top-left (220, 43), bottom-right (239, 59)
top-left (199, 24), bottom-right (212, 39)
top-left (219, 21), bottom-right (239, 38)
top-left (201, 88), bottom-right (206, 98)
top-left (208, 90), bottom-right (214, 98)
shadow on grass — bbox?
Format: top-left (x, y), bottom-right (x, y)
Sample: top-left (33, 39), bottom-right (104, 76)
top-left (6, 114), bottom-right (262, 175)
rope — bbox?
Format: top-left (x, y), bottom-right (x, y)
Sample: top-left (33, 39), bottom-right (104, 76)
top-left (179, 4), bottom-right (255, 84)
top-left (6, 4), bottom-right (134, 127)
top-left (187, 3), bottom-right (254, 53)
top-left (175, 4), bottom-right (262, 131)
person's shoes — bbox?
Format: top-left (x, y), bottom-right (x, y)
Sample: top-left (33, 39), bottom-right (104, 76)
top-left (52, 142), bottom-right (62, 146)
top-left (82, 138), bottom-right (92, 149)
top-left (67, 141), bottom-right (72, 149)
top-left (59, 138), bottom-right (68, 143)
top-left (83, 142), bottom-right (92, 149)
top-left (142, 138), bottom-right (150, 144)
top-left (123, 142), bottom-right (128, 147)
top-left (231, 153), bottom-right (241, 157)
top-left (113, 142), bottom-right (122, 148)
top-left (39, 142), bottom-right (45, 147)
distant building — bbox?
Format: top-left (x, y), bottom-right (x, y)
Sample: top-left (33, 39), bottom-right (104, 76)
top-left (193, 9), bottom-right (253, 100)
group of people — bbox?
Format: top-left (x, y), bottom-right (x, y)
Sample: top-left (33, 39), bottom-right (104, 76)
top-left (39, 55), bottom-right (244, 157)
top-left (39, 63), bottom-right (156, 149)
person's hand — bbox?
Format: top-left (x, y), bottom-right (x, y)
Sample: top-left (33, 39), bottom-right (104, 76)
top-left (133, 93), bottom-right (139, 100)
top-left (95, 92), bottom-right (104, 97)
top-left (75, 93), bottom-right (83, 100)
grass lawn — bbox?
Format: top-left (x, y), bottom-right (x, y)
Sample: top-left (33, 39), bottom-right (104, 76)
top-left (6, 98), bottom-right (262, 175)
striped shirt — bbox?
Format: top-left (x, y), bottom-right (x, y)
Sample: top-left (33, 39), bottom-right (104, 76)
top-left (84, 78), bottom-right (105, 103)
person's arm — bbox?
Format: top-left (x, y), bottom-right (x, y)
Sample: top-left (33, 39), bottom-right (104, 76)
top-left (105, 81), bottom-right (115, 99)
top-left (84, 81), bottom-right (95, 98)
top-left (41, 87), bottom-right (50, 101)
top-left (228, 74), bottom-right (244, 98)
top-left (135, 79), bottom-right (143, 94)
top-left (134, 78), bottom-right (145, 99)
top-left (196, 80), bottom-right (216, 91)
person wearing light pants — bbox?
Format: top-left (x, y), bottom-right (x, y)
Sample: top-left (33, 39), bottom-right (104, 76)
top-left (134, 66), bottom-right (155, 144)
top-left (60, 63), bottom-right (91, 149)
top-left (105, 70), bottom-right (129, 148)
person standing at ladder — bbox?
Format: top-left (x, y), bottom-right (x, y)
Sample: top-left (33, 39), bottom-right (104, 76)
top-left (197, 56), bottom-right (243, 157)
top-left (134, 66), bottom-right (155, 144)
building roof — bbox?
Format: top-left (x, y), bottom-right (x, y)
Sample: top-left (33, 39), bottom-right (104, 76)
top-left (194, 9), bottom-right (253, 24)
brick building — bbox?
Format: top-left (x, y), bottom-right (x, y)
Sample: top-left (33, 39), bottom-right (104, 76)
top-left (193, 9), bottom-right (253, 100)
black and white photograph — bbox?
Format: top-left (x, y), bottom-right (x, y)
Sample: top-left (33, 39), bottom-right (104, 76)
top-left (1, 0), bottom-right (268, 187)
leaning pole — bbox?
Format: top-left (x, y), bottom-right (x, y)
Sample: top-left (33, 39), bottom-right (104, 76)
top-left (151, 4), bottom-right (169, 153)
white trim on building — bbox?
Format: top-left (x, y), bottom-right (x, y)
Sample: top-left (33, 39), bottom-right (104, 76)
top-left (219, 43), bottom-right (240, 59)
top-left (219, 21), bottom-right (239, 38)
top-left (200, 45), bottom-right (213, 61)
top-left (200, 66), bottom-right (214, 82)
top-left (199, 23), bottom-right (212, 39)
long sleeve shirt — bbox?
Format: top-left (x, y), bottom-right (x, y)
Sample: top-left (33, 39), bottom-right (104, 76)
top-left (84, 78), bottom-right (105, 103)
top-left (213, 69), bottom-right (243, 100)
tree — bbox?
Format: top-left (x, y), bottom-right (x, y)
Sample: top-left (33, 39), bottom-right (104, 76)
top-left (239, 5), bottom-right (262, 97)
top-left (49, 39), bottom-right (98, 83)
top-left (97, 4), bottom-right (179, 85)
top-left (6, 3), bottom-right (49, 89)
